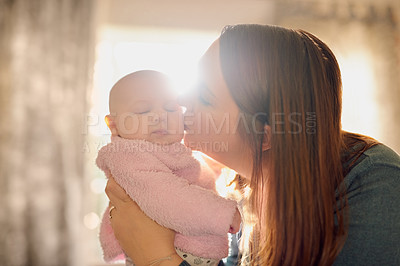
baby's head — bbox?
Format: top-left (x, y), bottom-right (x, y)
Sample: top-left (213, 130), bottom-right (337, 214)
top-left (106, 70), bottom-right (184, 145)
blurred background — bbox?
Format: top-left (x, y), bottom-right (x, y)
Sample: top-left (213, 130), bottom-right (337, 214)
top-left (0, 0), bottom-right (399, 265)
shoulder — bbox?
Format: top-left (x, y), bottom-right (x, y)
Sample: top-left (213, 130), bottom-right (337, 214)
top-left (344, 144), bottom-right (400, 192)
top-left (335, 144), bottom-right (400, 265)
top-left (362, 143), bottom-right (400, 166)
top-left (343, 143), bottom-right (400, 212)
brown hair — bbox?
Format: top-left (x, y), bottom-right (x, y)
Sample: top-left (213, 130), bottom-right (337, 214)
top-left (219, 24), bottom-right (377, 265)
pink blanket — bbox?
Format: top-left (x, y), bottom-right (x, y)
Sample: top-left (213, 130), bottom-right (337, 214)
top-left (96, 136), bottom-right (238, 261)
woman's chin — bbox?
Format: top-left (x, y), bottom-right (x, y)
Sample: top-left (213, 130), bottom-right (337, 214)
top-left (183, 133), bottom-right (205, 153)
top-left (183, 133), bottom-right (195, 149)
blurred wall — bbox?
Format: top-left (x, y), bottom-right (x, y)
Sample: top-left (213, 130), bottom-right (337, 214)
top-left (97, 0), bottom-right (276, 31)
top-left (0, 1), bottom-right (95, 266)
top-left (276, 0), bottom-right (400, 153)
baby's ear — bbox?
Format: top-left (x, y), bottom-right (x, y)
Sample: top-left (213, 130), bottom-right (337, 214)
top-left (105, 115), bottom-right (118, 136)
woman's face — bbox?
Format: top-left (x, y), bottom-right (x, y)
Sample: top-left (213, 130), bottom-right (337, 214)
top-left (181, 39), bottom-right (252, 177)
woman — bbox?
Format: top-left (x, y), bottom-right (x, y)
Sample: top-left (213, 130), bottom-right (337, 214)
top-left (105, 24), bottom-right (400, 265)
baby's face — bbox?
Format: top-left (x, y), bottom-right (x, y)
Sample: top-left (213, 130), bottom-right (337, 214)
top-left (109, 72), bottom-right (184, 145)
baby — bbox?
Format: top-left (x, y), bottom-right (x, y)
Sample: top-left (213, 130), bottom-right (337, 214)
top-left (96, 70), bottom-right (241, 266)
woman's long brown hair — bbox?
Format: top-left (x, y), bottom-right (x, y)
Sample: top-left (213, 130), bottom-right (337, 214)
top-left (219, 24), bottom-right (377, 265)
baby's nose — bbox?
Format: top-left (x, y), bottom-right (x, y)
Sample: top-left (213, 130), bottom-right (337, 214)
top-left (152, 112), bottom-right (167, 123)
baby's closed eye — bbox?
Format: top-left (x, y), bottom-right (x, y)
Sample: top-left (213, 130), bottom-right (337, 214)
top-left (134, 109), bottom-right (151, 114)
top-left (132, 101), bottom-right (152, 114)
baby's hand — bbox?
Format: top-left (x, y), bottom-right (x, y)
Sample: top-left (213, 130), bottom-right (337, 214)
top-left (229, 208), bottom-right (242, 234)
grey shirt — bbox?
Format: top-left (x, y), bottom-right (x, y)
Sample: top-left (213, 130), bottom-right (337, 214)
top-left (333, 144), bottom-right (400, 265)
top-left (226, 144), bottom-right (400, 265)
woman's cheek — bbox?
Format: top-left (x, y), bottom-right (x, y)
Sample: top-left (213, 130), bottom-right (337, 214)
top-left (183, 112), bottom-right (205, 150)
top-left (182, 112), bottom-right (214, 152)
top-left (183, 126), bottom-right (202, 150)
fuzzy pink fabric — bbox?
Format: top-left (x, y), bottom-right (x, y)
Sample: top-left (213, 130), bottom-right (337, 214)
top-left (96, 136), bottom-right (238, 261)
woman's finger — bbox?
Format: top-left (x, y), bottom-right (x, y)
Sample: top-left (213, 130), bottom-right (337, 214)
top-left (105, 176), bottom-right (132, 208)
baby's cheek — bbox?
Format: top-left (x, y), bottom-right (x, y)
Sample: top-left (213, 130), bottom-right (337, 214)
top-left (116, 114), bottom-right (140, 135)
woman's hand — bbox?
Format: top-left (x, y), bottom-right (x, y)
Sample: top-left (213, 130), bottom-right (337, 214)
top-left (105, 177), bottom-right (183, 265)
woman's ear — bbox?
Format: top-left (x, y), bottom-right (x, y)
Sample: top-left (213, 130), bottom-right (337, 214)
top-left (105, 115), bottom-right (118, 136)
top-left (262, 124), bottom-right (271, 152)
